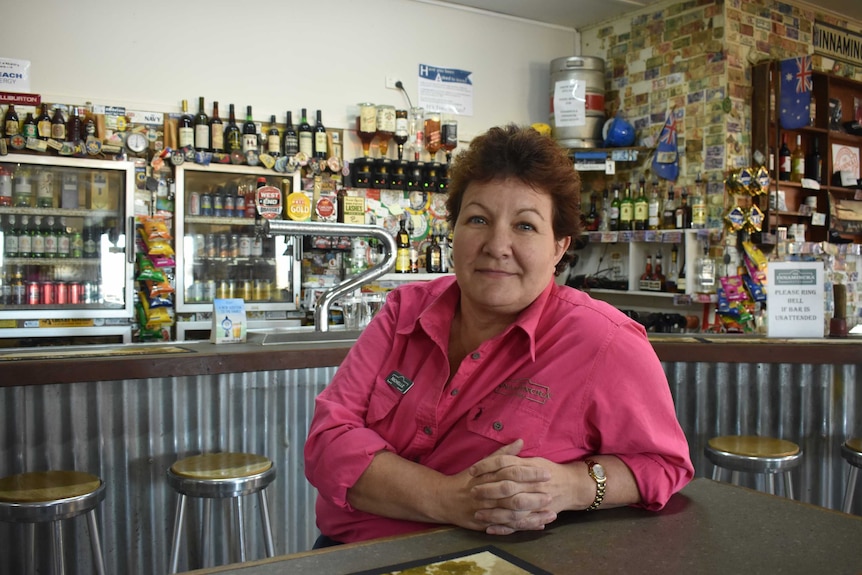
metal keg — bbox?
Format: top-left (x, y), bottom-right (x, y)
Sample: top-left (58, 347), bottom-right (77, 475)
top-left (549, 56), bottom-right (606, 148)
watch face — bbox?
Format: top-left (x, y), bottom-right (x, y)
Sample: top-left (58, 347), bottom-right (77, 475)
top-left (592, 462), bottom-right (606, 480)
top-left (126, 132), bottom-right (148, 153)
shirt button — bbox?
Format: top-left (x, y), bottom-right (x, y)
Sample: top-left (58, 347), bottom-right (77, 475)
top-left (471, 352), bottom-right (481, 360)
top-left (450, 389), bottom-right (459, 396)
top-left (493, 421), bottom-right (503, 431)
top-left (423, 426), bottom-right (433, 435)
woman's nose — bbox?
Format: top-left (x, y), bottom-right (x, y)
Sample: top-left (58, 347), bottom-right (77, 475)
top-left (482, 225), bottom-right (513, 257)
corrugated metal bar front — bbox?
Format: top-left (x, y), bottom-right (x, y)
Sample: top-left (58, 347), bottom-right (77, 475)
top-left (666, 361), bottom-right (861, 510)
top-left (0, 367), bottom-right (336, 575)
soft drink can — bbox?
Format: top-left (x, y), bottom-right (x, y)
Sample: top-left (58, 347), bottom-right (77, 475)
top-left (194, 234), bottom-right (206, 258)
top-left (201, 193), bottom-right (213, 216)
top-left (224, 194), bottom-right (235, 218)
top-left (235, 194), bottom-right (246, 214)
top-left (84, 282), bottom-right (99, 304)
top-left (27, 282), bottom-right (40, 305)
top-left (56, 282), bottom-right (69, 305)
top-left (218, 234), bottom-right (230, 258)
top-left (238, 235), bottom-right (252, 257)
top-left (230, 234), bottom-right (240, 258)
top-left (213, 194), bottom-right (224, 218)
top-left (41, 282), bottom-right (56, 305)
top-left (205, 234), bottom-right (216, 258)
top-left (68, 282), bottom-right (83, 304)
top-left (188, 191), bottom-right (201, 215)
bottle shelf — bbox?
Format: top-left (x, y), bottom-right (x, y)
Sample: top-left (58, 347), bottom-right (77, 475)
top-left (4, 257), bottom-right (101, 266)
top-left (185, 215), bottom-right (259, 226)
top-left (0, 207), bottom-right (115, 219)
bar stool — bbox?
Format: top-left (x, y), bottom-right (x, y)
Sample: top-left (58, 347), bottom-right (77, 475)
top-left (705, 435), bottom-right (803, 498)
top-left (167, 452), bottom-right (276, 573)
top-left (841, 438), bottom-right (862, 513)
top-left (0, 470), bottom-right (107, 575)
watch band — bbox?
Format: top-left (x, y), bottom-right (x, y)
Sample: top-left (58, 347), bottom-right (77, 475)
top-left (585, 459), bottom-right (607, 511)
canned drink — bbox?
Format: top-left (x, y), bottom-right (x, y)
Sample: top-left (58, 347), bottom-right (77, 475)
top-left (204, 279), bottom-right (216, 302)
top-left (205, 234), bottom-right (216, 258)
top-left (224, 194), bottom-right (235, 218)
top-left (84, 282), bottom-right (99, 304)
top-left (188, 191), bottom-right (201, 215)
top-left (251, 236), bottom-right (263, 257)
top-left (235, 194), bottom-right (246, 214)
top-left (27, 282), bottom-right (40, 305)
top-left (213, 193), bottom-right (224, 217)
top-left (194, 234), bottom-right (206, 258)
top-left (238, 235), bottom-right (252, 257)
top-left (188, 282), bottom-right (203, 302)
top-left (201, 193), bottom-right (213, 216)
top-left (68, 282), bottom-right (82, 304)
top-left (240, 279), bottom-right (253, 301)
top-left (56, 282), bottom-right (69, 305)
top-left (218, 234), bottom-right (230, 258)
top-left (41, 282), bottom-right (56, 305)
top-left (229, 234), bottom-right (240, 258)
top-left (254, 279), bottom-right (271, 301)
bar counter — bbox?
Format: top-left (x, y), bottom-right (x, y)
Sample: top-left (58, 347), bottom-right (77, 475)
top-left (190, 478), bottom-right (862, 575)
top-left (0, 333), bottom-right (860, 574)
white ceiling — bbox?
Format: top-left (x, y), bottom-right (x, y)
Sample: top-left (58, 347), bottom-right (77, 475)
top-left (435, 0), bottom-right (862, 30)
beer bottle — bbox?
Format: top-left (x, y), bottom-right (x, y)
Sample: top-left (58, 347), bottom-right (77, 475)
top-left (36, 103), bottom-right (51, 139)
top-left (22, 112), bottom-right (37, 139)
top-left (3, 104), bottom-right (19, 137)
top-left (51, 106), bottom-right (66, 141)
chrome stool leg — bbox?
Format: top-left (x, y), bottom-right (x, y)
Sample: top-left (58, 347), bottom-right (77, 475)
top-left (235, 496), bottom-right (247, 563)
top-left (711, 465), bottom-right (722, 481)
top-left (844, 466), bottom-right (859, 514)
top-left (784, 472), bottom-right (794, 500)
top-left (169, 493), bottom-right (187, 574)
top-left (87, 509), bottom-right (107, 575)
top-left (259, 489), bottom-right (275, 557)
top-left (53, 519), bottom-right (65, 575)
top-left (765, 473), bottom-right (776, 495)
top-left (25, 523), bottom-right (35, 575)
top-left (202, 498), bottom-right (213, 567)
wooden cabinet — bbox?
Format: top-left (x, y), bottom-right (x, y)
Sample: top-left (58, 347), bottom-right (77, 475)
top-left (752, 61), bottom-right (862, 243)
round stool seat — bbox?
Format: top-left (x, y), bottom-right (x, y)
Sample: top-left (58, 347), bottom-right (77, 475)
top-left (168, 453), bottom-right (275, 498)
top-left (706, 435), bottom-right (802, 473)
top-left (842, 438), bottom-right (862, 468)
top-left (0, 471), bottom-right (106, 523)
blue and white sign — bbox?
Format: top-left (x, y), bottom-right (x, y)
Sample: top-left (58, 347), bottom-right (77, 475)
top-left (0, 58), bottom-right (31, 92)
top-left (417, 64), bottom-right (473, 116)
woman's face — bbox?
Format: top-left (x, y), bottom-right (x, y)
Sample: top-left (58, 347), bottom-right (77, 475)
top-left (453, 177), bottom-right (571, 319)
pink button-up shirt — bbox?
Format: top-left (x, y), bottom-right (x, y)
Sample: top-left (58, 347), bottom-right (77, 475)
top-left (304, 276), bottom-right (693, 543)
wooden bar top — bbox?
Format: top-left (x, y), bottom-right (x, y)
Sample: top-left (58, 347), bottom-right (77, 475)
top-left (0, 332), bottom-right (859, 388)
top-left (187, 479), bottom-right (862, 575)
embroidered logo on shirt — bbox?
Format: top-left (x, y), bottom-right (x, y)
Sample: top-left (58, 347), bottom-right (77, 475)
top-left (494, 378), bottom-right (551, 404)
top-left (386, 371), bottom-right (414, 395)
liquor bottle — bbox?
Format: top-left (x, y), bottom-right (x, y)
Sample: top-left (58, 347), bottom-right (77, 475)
top-left (241, 106), bottom-right (257, 154)
top-left (677, 260), bottom-right (687, 294)
top-left (694, 242), bottom-right (716, 294)
top-left (425, 228), bottom-right (442, 273)
top-left (395, 216), bottom-right (411, 273)
top-left (83, 218), bottom-right (99, 259)
top-left (619, 182), bottom-right (634, 231)
top-left (282, 111), bottom-right (299, 157)
top-left (30, 216), bottom-right (45, 258)
top-left (3, 104), bottom-right (19, 136)
top-left (4, 214), bottom-right (18, 258)
top-left (66, 106), bottom-right (83, 142)
top-left (10, 267), bottom-right (25, 305)
top-left (654, 251), bottom-right (666, 291)
top-left (266, 115), bottom-right (280, 157)
top-left (209, 101), bottom-right (224, 153)
top-left (438, 224), bottom-right (450, 273)
top-left (666, 244), bottom-right (679, 292)
top-left (778, 134), bottom-right (791, 181)
top-left (690, 173), bottom-right (707, 229)
top-left (675, 191), bottom-right (691, 229)
top-left (36, 103), bottom-right (51, 139)
top-left (313, 110), bottom-right (327, 159)
top-left (609, 186), bottom-right (621, 231)
top-left (633, 178), bottom-right (648, 231)
top-left (43, 216), bottom-right (58, 258)
top-left (647, 180), bottom-right (661, 230)
top-left (639, 255), bottom-right (653, 291)
top-left (224, 104), bottom-right (242, 153)
top-left (17, 216), bottom-right (31, 258)
top-left (790, 134), bottom-right (804, 183)
top-left (298, 108), bottom-right (313, 158)
top-left (599, 188), bottom-right (610, 232)
top-left (804, 137), bottom-right (822, 183)
top-left (585, 193), bottom-right (599, 231)
top-left (22, 112), bottom-right (37, 139)
top-left (56, 216), bottom-right (70, 258)
top-left (662, 187), bottom-right (676, 229)
top-left (178, 99), bottom-right (194, 148)
top-left (393, 109), bottom-right (409, 160)
top-left (51, 106), bottom-right (66, 141)
top-left (194, 96), bottom-right (210, 151)
top-left (70, 226), bottom-right (83, 258)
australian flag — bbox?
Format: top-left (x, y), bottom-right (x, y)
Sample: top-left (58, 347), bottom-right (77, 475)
top-left (652, 108), bottom-right (679, 182)
top-left (780, 56), bottom-right (812, 130)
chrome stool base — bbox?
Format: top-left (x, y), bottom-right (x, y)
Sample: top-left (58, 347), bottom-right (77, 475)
top-left (705, 435), bottom-right (802, 499)
top-left (841, 438), bottom-right (862, 514)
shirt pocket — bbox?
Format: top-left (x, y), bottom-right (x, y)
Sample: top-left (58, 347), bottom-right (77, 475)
top-left (465, 389), bottom-right (552, 453)
top-left (366, 376), bottom-right (406, 425)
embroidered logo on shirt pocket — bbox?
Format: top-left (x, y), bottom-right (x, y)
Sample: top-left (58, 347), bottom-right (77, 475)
top-left (465, 386), bottom-right (551, 451)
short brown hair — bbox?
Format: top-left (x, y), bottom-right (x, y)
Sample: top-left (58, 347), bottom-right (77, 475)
top-left (446, 124), bottom-right (581, 275)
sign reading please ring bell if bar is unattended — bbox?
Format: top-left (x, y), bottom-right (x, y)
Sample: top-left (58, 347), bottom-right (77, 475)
top-left (767, 261), bottom-right (825, 338)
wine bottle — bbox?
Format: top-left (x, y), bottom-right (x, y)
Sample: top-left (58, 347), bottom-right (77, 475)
top-left (298, 108), bottom-right (313, 157)
top-left (266, 115), bottom-right (281, 156)
top-left (36, 103), bottom-right (51, 140)
top-left (194, 96), bottom-right (210, 151)
top-left (241, 106), bottom-right (257, 154)
top-left (609, 186), bottom-right (621, 231)
top-left (778, 134), bottom-right (791, 181)
top-left (209, 101), bottom-right (224, 153)
top-left (283, 111), bottom-right (299, 156)
top-left (675, 191), bottom-right (691, 229)
top-left (790, 134), bottom-right (804, 183)
top-left (313, 110), bottom-right (327, 159)
top-left (662, 188), bottom-right (676, 229)
top-left (224, 104), bottom-right (242, 153)
top-left (804, 137), bottom-right (822, 183)
top-left (178, 99), bottom-right (194, 148)
top-left (647, 180), bottom-right (661, 231)
top-left (395, 217), bottom-right (411, 273)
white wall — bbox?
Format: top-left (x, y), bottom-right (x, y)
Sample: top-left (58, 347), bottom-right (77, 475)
top-left (0, 0), bottom-right (576, 158)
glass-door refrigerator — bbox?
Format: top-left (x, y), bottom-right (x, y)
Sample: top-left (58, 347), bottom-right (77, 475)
top-left (0, 153), bottom-right (136, 347)
top-left (172, 163), bottom-right (303, 340)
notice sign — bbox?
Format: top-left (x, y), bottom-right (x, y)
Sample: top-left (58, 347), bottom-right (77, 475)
top-left (417, 64), bottom-right (473, 116)
top-left (211, 298), bottom-right (247, 344)
top-left (0, 58), bottom-right (30, 92)
top-left (767, 261), bottom-right (824, 338)
top-left (553, 79), bottom-right (587, 127)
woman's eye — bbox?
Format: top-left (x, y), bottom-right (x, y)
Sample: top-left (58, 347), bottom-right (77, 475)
top-left (517, 222), bottom-right (536, 231)
top-left (467, 215), bottom-right (487, 224)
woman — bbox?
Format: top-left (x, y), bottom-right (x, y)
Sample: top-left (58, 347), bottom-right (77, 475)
top-left (304, 124), bottom-right (693, 546)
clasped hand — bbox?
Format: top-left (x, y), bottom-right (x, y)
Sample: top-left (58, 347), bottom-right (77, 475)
top-left (454, 438), bottom-right (567, 535)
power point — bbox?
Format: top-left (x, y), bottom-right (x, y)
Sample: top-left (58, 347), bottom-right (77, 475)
top-left (385, 76), bottom-right (400, 89)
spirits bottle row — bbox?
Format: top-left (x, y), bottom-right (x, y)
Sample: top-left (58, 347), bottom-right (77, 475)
top-left (583, 176), bottom-right (709, 233)
top-left (394, 217), bottom-right (451, 274)
top-left (1, 213), bottom-right (102, 259)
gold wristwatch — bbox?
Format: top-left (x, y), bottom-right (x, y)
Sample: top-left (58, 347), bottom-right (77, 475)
top-left (584, 459), bottom-right (606, 511)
